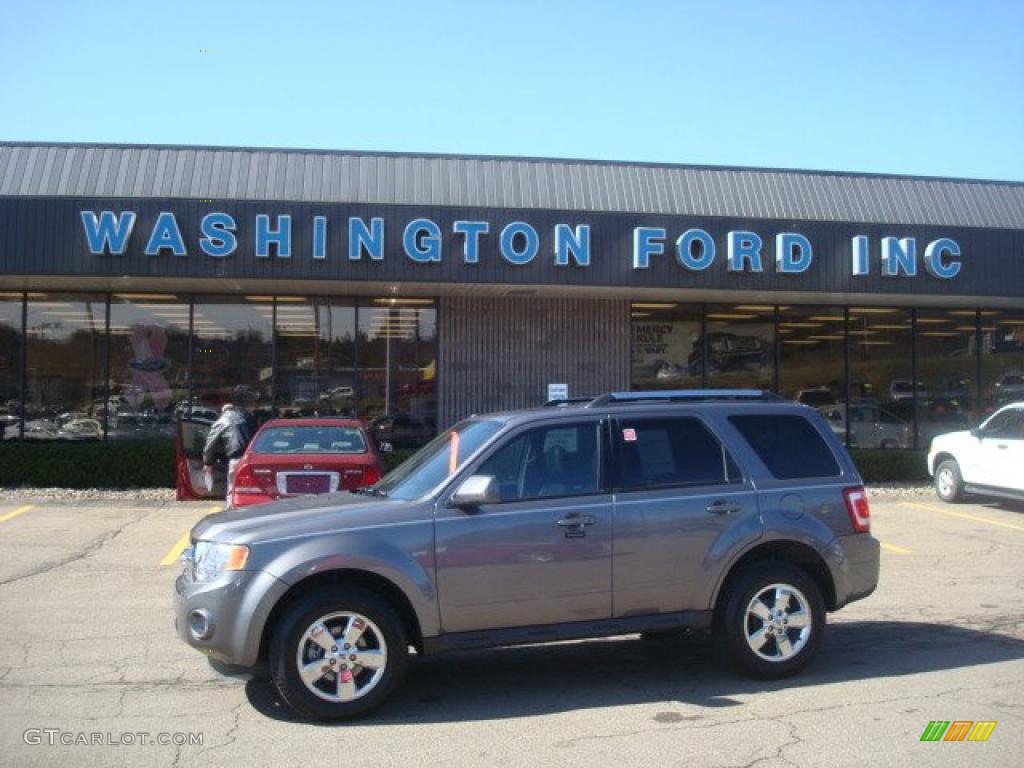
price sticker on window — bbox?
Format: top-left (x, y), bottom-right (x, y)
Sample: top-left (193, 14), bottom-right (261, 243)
top-left (622, 428), bottom-right (637, 442)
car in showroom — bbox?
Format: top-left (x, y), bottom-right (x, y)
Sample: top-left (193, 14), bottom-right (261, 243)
top-left (928, 402), bottom-right (1024, 503)
top-left (818, 402), bottom-right (911, 448)
top-left (175, 417), bottom-right (385, 504)
top-left (175, 390), bottom-right (879, 720)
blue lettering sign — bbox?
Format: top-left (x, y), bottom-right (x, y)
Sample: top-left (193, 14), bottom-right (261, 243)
top-left (348, 217), bottom-right (383, 260)
top-left (675, 229), bottom-right (715, 270)
top-left (923, 238), bottom-right (961, 279)
top-left (255, 214), bottom-right (292, 259)
top-left (633, 227), bottom-right (666, 269)
top-left (404, 218), bottom-right (442, 263)
top-left (199, 212), bottom-right (237, 258)
top-left (81, 210), bottom-right (136, 255)
top-left (775, 232), bottom-right (813, 274)
top-left (500, 222), bottom-right (539, 265)
top-left (453, 221), bottom-right (489, 264)
top-left (554, 224), bottom-right (591, 267)
top-left (727, 231), bottom-right (763, 272)
top-left (881, 237), bottom-right (916, 277)
top-left (312, 216), bottom-right (327, 260)
top-left (851, 235), bottom-right (870, 276)
top-left (145, 212), bottom-right (187, 256)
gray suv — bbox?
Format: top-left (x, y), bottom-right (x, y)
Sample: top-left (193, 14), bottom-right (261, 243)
top-left (175, 390), bottom-right (880, 720)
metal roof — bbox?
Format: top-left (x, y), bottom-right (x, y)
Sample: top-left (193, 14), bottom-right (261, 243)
top-left (1, 142), bottom-right (1022, 229)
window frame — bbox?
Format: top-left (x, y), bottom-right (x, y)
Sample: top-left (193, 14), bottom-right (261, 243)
top-left (609, 413), bottom-right (744, 494)
top-left (461, 417), bottom-right (608, 504)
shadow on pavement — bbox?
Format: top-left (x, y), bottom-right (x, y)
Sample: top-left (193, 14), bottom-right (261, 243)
top-left (244, 619), bottom-right (1024, 724)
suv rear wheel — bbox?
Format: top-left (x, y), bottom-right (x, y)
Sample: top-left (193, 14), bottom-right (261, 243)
top-left (934, 458), bottom-right (965, 503)
top-left (269, 587), bottom-right (409, 721)
top-left (717, 563), bottom-right (825, 679)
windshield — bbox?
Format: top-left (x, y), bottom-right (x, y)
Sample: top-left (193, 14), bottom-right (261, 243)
top-left (251, 426), bottom-right (367, 454)
top-left (373, 419), bottom-right (504, 500)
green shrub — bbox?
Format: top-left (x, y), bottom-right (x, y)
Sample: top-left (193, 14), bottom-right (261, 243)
top-left (0, 439), bottom-right (175, 489)
top-left (381, 449), bottom-right (417, 473)
top-left (849, 448), bottom-right (930, 484)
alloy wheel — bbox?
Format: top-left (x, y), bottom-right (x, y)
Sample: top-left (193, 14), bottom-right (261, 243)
top-left (295, 611), bottom-right (388, 703)
top-left (744, 583), bottom-right (813, 662)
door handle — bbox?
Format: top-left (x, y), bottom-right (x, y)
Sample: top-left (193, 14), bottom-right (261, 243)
top-left (557, 514), bottom-right (596, 527)
top-left (997, 444), bottom-right (1008, 450)
top-left (706, 500), bottom-right (742, 515)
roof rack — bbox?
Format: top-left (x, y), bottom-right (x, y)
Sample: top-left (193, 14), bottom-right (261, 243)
top-left (587, 390), bottom-right (785, 407)
top-left (542, 397), bottom-right (594, 407)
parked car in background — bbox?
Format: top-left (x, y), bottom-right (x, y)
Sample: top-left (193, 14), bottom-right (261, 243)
top-left (228, 419), bottom-right (385, 508)
top-left (819, 403), bottom-right (911, 448)
top-left (369, 412), bottom-right (434, 449)
top-left (795, 387), bottom-right (836, 408)
top-left (993, 371), bottom-right (1024, 403)
top-left (928, 402), bottom-right (1024, 502)
top-left (888, 379), bottom-right (929, 402)
top-left (687, 332), bottom-right (768, 375)
top-left (175, 416), bottom-right (384, 504)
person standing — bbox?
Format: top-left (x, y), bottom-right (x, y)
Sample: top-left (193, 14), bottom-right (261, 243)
top-left (202, 403), bottom-right (252, 497)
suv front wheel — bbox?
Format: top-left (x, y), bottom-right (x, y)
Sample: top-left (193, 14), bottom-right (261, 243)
top-left (717, 563), bottom-right (825, 679)
top-left (269, 587), bottom-right (410, 721)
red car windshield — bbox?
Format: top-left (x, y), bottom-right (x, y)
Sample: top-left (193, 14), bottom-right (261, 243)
top-left (251, 426), bottom-right (368, 454)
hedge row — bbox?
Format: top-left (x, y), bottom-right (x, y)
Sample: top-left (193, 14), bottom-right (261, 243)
top-left (849, 449), bottom-right (930, 484)
top-left (0, 441), bottom-right (930, 490)
top-left (0, 439), bottom-right (176, 489)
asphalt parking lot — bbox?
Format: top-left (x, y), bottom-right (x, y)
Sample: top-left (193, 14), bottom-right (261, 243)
top-left (0, 492), bottom-right (1022, 768)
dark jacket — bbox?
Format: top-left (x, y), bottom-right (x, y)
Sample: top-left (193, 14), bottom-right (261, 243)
top-left (202, 408), bottom-right (252, 465)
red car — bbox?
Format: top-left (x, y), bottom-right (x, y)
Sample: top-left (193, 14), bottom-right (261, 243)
top-left (176, 417), bottom-right (385, 506)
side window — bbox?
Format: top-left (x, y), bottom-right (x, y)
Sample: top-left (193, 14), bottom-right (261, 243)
top-left (983, 409), bottom-right (1021, 439)
top-left (616, 417), bottom-right (740, 491)
top-left (475, 422), bottom-right (600, 501)
top-left (730, 414), bottom-right (841, 480)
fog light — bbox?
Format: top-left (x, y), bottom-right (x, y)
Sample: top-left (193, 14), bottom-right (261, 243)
top-left (188, 609), bottom-right (214, 641)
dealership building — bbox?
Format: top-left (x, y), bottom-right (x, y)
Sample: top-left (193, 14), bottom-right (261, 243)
top-left (0, 141), bottom-right (1022, 451)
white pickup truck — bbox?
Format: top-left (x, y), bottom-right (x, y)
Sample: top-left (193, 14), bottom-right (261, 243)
top-left (927, 403), bottom-right (1024, 503)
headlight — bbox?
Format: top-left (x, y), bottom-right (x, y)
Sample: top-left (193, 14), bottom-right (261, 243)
top-left (193, 541), bottom-right (249, 582)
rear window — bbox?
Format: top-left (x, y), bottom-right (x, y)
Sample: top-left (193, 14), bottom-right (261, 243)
top-left (729, 414), bottom-right (840, 479)
top-left (617, 417), bottom-right (742, 490)
top-left (251, 426), bottom-right (367, 454)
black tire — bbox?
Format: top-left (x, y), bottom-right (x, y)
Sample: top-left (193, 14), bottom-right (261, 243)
top-left (934, 458), bottom-right (965, 503)
top-left (716, 562), bottom-right (826, 680)
top-left (269, 586), bottom-right (409, 721)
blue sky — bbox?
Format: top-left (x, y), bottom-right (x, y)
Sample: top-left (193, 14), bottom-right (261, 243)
top-left (2, 0), bottom-right (1022, 180)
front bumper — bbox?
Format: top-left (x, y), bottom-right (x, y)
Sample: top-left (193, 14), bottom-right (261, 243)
top-left (174, 567), bottom-right (289, 666)
top-left (829, 533), bottom-right (880, 610)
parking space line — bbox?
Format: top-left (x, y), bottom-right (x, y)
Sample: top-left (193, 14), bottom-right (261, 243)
top-left (0, 504), bottom-right (34, 523)
top-left (880, 541), bottom-right (911, 554)
top-left (159, 505), bottom-right (222, 566)
top-left (901, 501), bottom-right (1024, 532)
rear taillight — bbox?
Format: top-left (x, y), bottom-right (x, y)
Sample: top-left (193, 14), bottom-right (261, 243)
top-left (233, 465), bottom-right (265, 496)
top-left (843, 486), bottom-right (871, 533)
top-left (361, 466), bottom-right (381, 486)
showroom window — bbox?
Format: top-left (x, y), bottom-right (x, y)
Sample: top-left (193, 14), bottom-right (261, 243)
top-left (847, 308), bottom-right (914, 448)
top-left (703, 304), bottom-right (775, 390)
top-left (24, 294), bottom-right (107, 441)
top-left (0, 293), bottom-right (23, 439)
top-left (777, 305), bottom-right (846, 407)
top-left (914, 309), bottom-right (979, 449)
top-left (630, 303), bottom-right (702, 389)
top-left (981, 309), bottom-right (1024, 416)
top-left (191, 297), bottom-right (274, 423)
top-left (107, 294), bottom-right (191, 440)
top-left (360, 299), bottom-right (437, 449)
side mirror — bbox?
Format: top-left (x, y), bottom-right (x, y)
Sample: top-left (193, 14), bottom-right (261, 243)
top-left (969, 427), bottom-right (983, 438)
top-left (378, 441), bottom-right (394, 454)
top-left (450, 475), bottom-right (499, 508)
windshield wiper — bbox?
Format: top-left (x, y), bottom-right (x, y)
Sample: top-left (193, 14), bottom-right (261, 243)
top-left (351, 487), bottom-right (388, 498)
